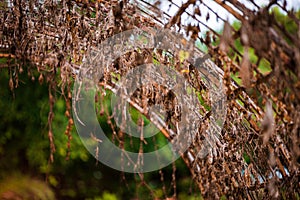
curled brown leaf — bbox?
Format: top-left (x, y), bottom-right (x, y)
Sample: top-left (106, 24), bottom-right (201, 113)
top-left (261, 100), bottom-right (275, 145)
top-left (239, 47), bottom-right (251, 88)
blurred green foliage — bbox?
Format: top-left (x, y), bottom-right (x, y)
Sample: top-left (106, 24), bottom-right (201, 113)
top-left (0, 70), bottom-right (120, 199)
top-left (0, 68), bottom-right (199, 199)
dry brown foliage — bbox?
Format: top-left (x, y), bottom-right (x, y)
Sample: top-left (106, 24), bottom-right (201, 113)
top-left (0, 0), bottom-right (299, 199)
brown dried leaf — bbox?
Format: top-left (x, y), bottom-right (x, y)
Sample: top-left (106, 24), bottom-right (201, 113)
top-left (244, 167), bottom-right (251, 187)
top-left (38, 73), bottom-right (44, 84)
top-left (219, 21), bottom-right (233, 53)
top-left (9, 77), bottom-right (14, 91)
top-left (206, 12), bottom-right (210, 21)
top-left (261, 100), bottom-right (275, 145)
top-left (194, 6), bottom-right (201, 16)
top-left (239, 47), bottom-right (251, 88)
top-left (240, 23), bottom-right (250, 46)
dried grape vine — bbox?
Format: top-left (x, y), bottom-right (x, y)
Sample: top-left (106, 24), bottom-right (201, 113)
top-left (1, 0), bottom-right (299, 199)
